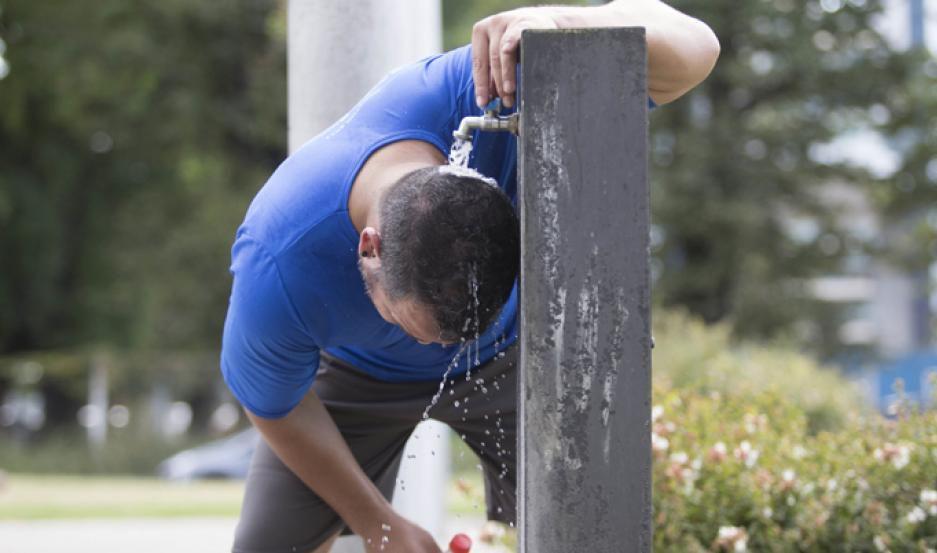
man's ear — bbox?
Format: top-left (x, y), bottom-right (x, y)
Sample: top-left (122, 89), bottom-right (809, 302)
top-left (358, 227), bottom-right (382, 262)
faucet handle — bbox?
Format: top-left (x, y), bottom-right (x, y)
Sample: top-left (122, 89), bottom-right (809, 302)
top-left (484, 98), bottom-right (502, 117)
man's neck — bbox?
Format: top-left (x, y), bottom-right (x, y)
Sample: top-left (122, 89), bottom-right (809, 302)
top-left (349, 140), bottom-right (446, 233)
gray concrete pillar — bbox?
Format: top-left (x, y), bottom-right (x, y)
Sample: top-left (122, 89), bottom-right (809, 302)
top-left (518, 28), bottom-right (652, 553)
top-left (287, 3), bottom-right (446, 551)
top-left (288, 0), bottom-right (442, 152)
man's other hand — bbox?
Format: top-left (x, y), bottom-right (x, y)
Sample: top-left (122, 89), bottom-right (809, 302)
top-left (470, 1), bottom-right (720, 108)
top-left (471, 8), bottom-right (558, 109)
top-left (361, 512), bottom-right (442, 553)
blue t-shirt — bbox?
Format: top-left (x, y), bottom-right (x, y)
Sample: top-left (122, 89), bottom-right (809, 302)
top-left (221, 45), bottom-right (519, 419)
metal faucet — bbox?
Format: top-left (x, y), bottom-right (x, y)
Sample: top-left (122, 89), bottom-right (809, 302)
top-left (453, 99), bottom-right (520, 142)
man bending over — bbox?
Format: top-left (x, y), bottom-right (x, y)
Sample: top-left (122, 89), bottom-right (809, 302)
top-left (221, 2), bottom-right (719, 552)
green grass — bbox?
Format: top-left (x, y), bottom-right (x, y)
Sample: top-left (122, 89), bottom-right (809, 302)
top-left (0, 474), bottom-right (244, 519)
top-left (2, 469), bottom-right (487, 521)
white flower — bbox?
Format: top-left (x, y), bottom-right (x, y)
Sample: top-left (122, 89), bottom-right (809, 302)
top-left (782, 469), bottom-right (796, 483)
top-left (651, 405), bottom-right (664, 422)
top-left (874, 442), bottom-right (913, 470)
top-left (907, 507), bottom-right (927, 524)
top-left (762, 507), bottom-right (773, 518)
top-left (670, 451), bottom-right (689, 465)
top-left (873, 535), bottom-right (888, 552)
top-left (893, 445), bottom-right (911, 469)
top-left (718, 526), bottom-right (740, 539)
top-left (826, 479), bottom-right (838, 492)
top-left (921, 489), bottom-right (937, 515)
top-left (792, 445), bottom-right (808, 460)
top-left (716, 526), bottom-right (748, 552)
top-left (734, 440), bottom-right (760, 468)
top-left (651, 432), bottom-right (669, 453)
top-left (708, 441), bottom-right (728, 463)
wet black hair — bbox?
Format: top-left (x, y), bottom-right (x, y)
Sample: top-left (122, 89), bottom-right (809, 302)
top-left (378, 166), bottom-right (519, 342)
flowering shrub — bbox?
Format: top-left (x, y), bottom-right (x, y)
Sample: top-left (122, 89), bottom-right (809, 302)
top-left (651, 386), bottom-right (937, 551)
top-left (455, 312), bottom-right (933, 552)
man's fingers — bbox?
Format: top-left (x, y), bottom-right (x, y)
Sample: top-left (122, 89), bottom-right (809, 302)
top-left (487, 26), bottom-right (506, 104)
top-left (499, 23), bottom-right (524, 108)
top-left (471, 21), bottom-right (491, 107)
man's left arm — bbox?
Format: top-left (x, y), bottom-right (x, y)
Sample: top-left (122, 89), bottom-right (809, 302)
top-left (471, 0), bottom-right (720, 108)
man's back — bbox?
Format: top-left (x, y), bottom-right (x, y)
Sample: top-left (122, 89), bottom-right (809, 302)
top-left (221, 45), bottom-right (519, 419)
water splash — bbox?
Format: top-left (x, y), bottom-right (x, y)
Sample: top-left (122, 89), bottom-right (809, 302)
top-left (421, 341), bottom-right (469, 421)
top-left (448, 137), bottom-right (473, 168)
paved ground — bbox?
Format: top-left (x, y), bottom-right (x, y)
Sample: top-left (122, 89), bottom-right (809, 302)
top-left (0, 516), bottom-right (509, 553)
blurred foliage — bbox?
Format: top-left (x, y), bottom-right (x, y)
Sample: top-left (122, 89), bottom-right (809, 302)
top-left (0, 0), bottom-right (286, 353)
top-left (453, 396), bottom-right (937, 552)
top-left (0, 425), bottom-right (208, 475)
top-left (653, 311), bottom-right (864, 433)
top-left (441, 0), bottom-right (589, 50)
top-left (0, 348), bottom-right (233, 437)
top-left (651, 384), bottom-right (937, 552)
top-left (648, 0), bottom-right (936, 355)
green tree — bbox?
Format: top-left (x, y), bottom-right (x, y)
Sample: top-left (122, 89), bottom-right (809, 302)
top-left (649, 0), bottom-right (933, 354)
top-left (0, 0), bottom-right (287, 353)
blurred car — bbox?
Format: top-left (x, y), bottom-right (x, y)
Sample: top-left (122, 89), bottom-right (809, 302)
top-left (157, 427), bottom-right (258, 480)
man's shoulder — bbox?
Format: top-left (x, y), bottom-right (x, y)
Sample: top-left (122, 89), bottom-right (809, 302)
top-left (244, 139), bottom-right (358, 247)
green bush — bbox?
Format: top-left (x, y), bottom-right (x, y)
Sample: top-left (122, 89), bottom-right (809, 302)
top-left (653, 311), bottom-right (865, 433)
top-left (651, 385), bottom-right (937, 552)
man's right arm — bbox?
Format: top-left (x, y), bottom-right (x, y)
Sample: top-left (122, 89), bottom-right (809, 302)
top-left (222, 237), bottom-right (441, 552)
top-left (246, 390), bottom-right (442, 553)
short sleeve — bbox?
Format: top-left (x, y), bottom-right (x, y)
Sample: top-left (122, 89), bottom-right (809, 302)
top-left (220, 235), bottom-right (319, 419)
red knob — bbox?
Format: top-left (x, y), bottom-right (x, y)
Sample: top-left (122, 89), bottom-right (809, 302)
top-left (448, 533), bottom-right (472, 553)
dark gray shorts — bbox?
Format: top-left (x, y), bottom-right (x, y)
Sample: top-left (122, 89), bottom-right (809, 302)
top-left (232, 346), bottom-right (518, 553)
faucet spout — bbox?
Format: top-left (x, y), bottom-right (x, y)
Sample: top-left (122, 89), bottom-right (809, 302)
top-left (452, 99), bottom-right (519, 142)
